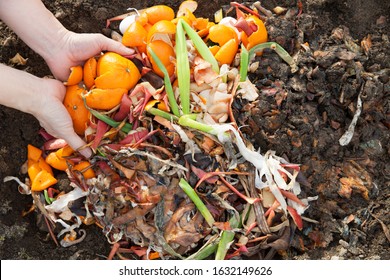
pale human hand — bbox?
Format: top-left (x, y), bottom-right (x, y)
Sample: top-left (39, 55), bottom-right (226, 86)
top-left (33, 78), bottom-right (92, 158)
top-left (45, 31), bottom-right (134, 81)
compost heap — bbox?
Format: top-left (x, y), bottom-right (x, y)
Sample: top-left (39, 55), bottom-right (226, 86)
top-left (5, 1), bottom-right (317, 260)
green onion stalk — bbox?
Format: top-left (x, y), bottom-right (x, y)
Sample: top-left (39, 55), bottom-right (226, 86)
top-left (179, 178), bottom-right (215, 228)
top-left (82, 95), bottom-right (132, 134)
top-left (181, 20), bottom-right (220, 74)
top-left (248, 42), bottom-right (297, 72)
top-left (147, 46), bottom-right (180, 117)
top-left (176, 20), bottom-right (191, 115)
top-left (215, 214), bottom-right (241, 260)
top-left (239, 44), bottom-right (249, 82)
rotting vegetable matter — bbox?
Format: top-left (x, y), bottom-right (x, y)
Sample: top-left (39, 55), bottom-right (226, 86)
top-left (4, 1), bottom-right (315, 260)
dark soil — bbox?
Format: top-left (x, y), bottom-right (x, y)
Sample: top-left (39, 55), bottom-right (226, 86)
top-left (1, 0), bottom-right (389, 260)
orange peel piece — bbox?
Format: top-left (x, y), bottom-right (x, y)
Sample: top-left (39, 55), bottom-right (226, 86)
top-left (209, 24), bottom-right (239, 46)
top-left (31, 169), bottom-right (57, 192)
top-left (147, 20), bottom-right (176, 43)
top-left (84, 88), bottom-right (128, 110)
top-left (122, 21), bottom-right (148, 53)
top-left (45, 146), bottom-right (75, 171)
top-left (27, 143), bottom-right (54, 182)
top-left (65, 65), bottom-right (83, 86)
top-left (83, 57), bottom-right (97, 89)
top-left (27, 144), bottom-right (42, 162)
top-left (96, 52), bottom-right (140, 90)
top-left (63, 84), bottom-right (90, 135)
top-left (214, 38), bottom-right (238, 65)
top-left (147, 40), bottom-right (175, 78)
top-left (246, 16), bottom-right (268, 50)
top-left (144, 5), bottom-right (175, 25)
top-left (45, 152), bottom-right (68, 171)
top-left (73, 161), bottom-right (95, 179)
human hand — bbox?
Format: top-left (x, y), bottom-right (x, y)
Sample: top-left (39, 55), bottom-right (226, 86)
top-left (33, 78), bottom-right (92, 158)
top-left (45, 31), bottom-right (134, 81)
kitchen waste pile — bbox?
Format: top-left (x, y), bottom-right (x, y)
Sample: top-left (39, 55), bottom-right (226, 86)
top-left (5, 1), bottom-right (316, 260)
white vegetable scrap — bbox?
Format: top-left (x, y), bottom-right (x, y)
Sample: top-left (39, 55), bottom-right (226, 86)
top-left (211, 123), bottom-right (305, 213)
top-left (3, 176), bottom-right (31, 195)
top-left (237, 79), bottom-right (259, 101)
top-left (339, 94), bottom-right (362, 146)
top-left (45, 183), bottom-right (88, 237)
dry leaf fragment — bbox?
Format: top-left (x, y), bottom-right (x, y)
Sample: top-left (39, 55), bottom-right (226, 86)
top-left (368, 209), bottom-right (390, 243)
top-left (361, 34), bottom-right (372, 56)
top-left (337, 161), bottom-right (372, 199)
top-left (9, 53), bottom-right (28, 65)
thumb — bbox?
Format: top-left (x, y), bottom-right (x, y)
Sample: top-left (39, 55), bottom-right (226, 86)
top-left (97, 34), bottom-right (134, 56)
top-left (62, 132), bottom-right (92, 159)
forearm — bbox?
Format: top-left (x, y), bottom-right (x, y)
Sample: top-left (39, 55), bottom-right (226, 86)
top-left (0, 0), bottom-right (68, 62)
top-left (0, 63), bottom-right (43, 115)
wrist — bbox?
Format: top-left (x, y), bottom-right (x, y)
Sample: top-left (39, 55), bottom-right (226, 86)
top-left (0, 64), bottom-right (43, 115)
top-left (39, 28), bottom-right (71, 64)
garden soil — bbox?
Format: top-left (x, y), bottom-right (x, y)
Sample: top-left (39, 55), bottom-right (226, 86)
top-left (0, 0), bottom-right (389, 260)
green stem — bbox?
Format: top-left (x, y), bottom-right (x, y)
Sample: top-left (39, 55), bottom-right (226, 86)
top-left (44, 189), bottom-right (54, 204)
top-left (146, 107), bottom-right (179, 122)
top-left (248, 42), bottom-right (297, 72)
top-left (181, 20), bottom-right (220, 74)
top-left (215, 214), bottom-right (241, 260)
top-left (89, 108), bottom-right (132, 134)
top-left (239, 44), bottom-right (249, 82)
top-left (147, 46), bottom-right (180, 117)
top-left (176, 20), bottom-right (191, 115)
top-left (186, 242), bottom-right (218, 260)
top-left (82, 95), bottom-right (132, 133)
top-left (178, 115), bottom-right (217, 135)
top-left (179, 178), bottom-right (215, 228)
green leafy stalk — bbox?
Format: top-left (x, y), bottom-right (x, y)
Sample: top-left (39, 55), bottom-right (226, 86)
top-left (147, 46), bottom-right (180, 117)
top-left (82, 95), bottom-right (132, 133)
top-left (178, 115), bottom-right (217, 135)
top-left (179, 178), bottom-right (215, 228)
top-left (88, 108), bottom-right (132, 134)
top-left (186, 236), bottom-right (219, 260)
top-left (44, 189), bottom-right (55, 204)
top-left (248, 42), bottom-right (297, 72)
top-left (146, 107), bottom-right (179, 122)
top-left (215, 214), bottom-right (241, 260)
top-left (181, 20), bottom-right (220, 74)
top-left (176, 20), bottom-right (191, 115)
top-left (239, 44), bottom-right (249, 82)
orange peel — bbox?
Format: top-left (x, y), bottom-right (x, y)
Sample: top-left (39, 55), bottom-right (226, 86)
top-left (144, 5), bottom-right (175, 25)
top-left (209, 24), bottom-right (239, 46)
top-left (63, 84), bottom-right (90, 135)
top-left (147, 20), bottom-right (176, 43)
top-left (245, 16), bottom-right (268, 50)
top-left (45, 146), bottom-right (75, 171)
top-left (95, 52), bottom-right (140, 91)
top-left (65, 65), bottom-right (83, 86)
top-left (214, 38), bottom-right (238, 65)
top-left (147, 40), bottom-right (176, 78)
top-left (73, 161), bottom-right (95, 179)
top-left (27, 144), bottom-right (42, 162)
top-left (122, 21), bottom-right (148, 53)
top-left (31, 169), bottom-right (57, 192)
top-left (83, 57), bottom-right (97, 89)
top-left (84, 88), bottom-right (128, 110)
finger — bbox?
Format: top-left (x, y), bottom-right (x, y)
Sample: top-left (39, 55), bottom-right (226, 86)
top-left (63, 132), bottom-right (92, 159)
top-left (97, 34), bottom-right (135, 56)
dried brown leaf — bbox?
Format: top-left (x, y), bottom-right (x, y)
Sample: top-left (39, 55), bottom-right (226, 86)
top-left (9, 53), bottom-right (28, 65)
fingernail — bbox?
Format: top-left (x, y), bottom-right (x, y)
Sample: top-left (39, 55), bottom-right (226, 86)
top-left (79, 147), bottom-right (93, 159)
top-left (124, 47), bottom-right (135, 55)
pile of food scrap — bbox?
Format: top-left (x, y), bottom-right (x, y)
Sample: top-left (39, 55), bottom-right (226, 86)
top-left (5, 1), bottom-right (317, 259)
